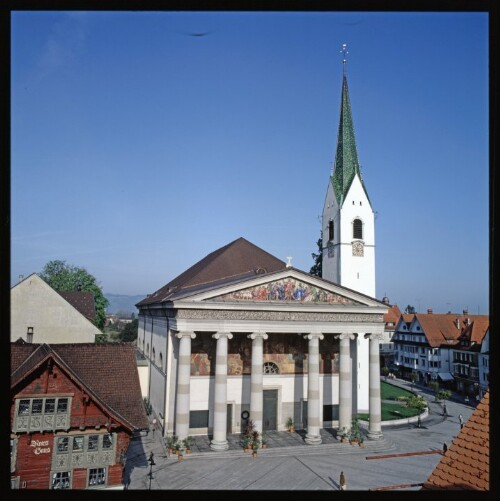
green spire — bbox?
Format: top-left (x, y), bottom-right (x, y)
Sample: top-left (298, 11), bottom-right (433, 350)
top-left (331, 60), bottom-right (370, 206)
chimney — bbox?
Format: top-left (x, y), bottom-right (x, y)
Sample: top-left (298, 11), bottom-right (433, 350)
top-left (427, 308), bottom-right (433, 314)
top-left (463, 308), bottom-right (468, 315)
top-left (286, 256), bottom-right (293, 268)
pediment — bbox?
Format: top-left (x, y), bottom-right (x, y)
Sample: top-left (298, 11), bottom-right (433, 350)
top-left (204, 275), bottom-right (365, 306)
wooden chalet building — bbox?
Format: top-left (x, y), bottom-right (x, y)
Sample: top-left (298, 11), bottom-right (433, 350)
top-left (10, 342), bottom-right (148, 490)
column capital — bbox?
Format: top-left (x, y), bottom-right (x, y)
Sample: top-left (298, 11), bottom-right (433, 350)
top-left (303, 333), bottom-right (324, 341)
top-left (364, 333), bottom-right (385, 341)
top-left (175, 331), bottom-right (196, 340)
top-left (212, 332), bottom-right (233, 340)
top-left (248, 332), bottom-right (268, 340)
top-left (335, 333), bottom-right (355, 340)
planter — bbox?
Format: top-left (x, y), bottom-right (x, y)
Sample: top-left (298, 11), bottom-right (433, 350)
top-left (185, 448), bottom-right (191, 454)
top-left (289, 427), bottom-right (295, 433)
top-left (244, 448), bottom-right (252, 453)
top-left (359, 442), bottom-right (365, 448)
top-left (252, 451), bottom-right (257, 458)
top-left (341, 437), bottom-right (347, 443)
top-left (262, 444), bottom-right (268, 449)
top-left (178, 454), bottom-right (183, 461)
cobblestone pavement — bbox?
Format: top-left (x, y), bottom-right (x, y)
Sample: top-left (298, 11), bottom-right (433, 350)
top-left (124, 379), bottom-right (476, 491)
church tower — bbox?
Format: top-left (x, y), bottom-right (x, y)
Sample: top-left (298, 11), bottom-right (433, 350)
top-left (322, 45), bottom-right (375, 298)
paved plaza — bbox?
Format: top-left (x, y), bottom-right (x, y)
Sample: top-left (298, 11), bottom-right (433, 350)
top-left (124, 379), bottom-right (476, 491)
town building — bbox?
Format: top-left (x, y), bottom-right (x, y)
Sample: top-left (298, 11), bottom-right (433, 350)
top-left (10, 273), bottom-right (102, 344)
top-left (478, 328), bottom-right (489, 399)
top-left (380, 299), bottom-right (401, 369)
top-left (392, 310), bottom-right (489, 392)
top-left (136, 51), bottom-right (388, 450)
top-left (10, 342), bottom-right (148, 490)
top-left (452, 315), bottom-right (489, 400)
top-left (422, 391), bottom-right (489, 490)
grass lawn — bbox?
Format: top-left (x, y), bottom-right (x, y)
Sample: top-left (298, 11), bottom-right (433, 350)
top-left (356, 381), bottom-right (422, 421)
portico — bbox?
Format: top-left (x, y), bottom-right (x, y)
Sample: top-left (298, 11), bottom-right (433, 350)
top-left (136, 242), bottom-right (387, 448)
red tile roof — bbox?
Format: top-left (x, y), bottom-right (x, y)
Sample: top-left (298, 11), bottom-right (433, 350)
top-left (11, 342), bottom-right (148, 432)
top-left (59, 290), bottom-right (96, 322)
top-left (413, 313), bottom-right (489, 348)
top-left (384, 304), bottom-right (401, 324)
top-left (137, 237), bottom-right (287, 306)
top-left (422, 391), bottom-right (489, 490)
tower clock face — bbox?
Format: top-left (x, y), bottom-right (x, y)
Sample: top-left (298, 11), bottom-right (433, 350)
top-left (352, 241), bottom-right (364, 256)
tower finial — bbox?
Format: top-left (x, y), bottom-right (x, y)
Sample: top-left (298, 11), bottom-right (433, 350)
top-left (340, 43), bottom-right (349, 75)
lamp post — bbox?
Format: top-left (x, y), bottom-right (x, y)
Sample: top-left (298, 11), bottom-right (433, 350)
top-left (148, 452), bottom-right (155, 490)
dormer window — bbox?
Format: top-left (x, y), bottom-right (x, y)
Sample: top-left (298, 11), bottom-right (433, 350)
top-left (353, 219), bottom-right (363, 239)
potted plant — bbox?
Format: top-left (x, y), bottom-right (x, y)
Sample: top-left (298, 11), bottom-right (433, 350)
top-left (241, 435), bottom-right (252, 452)
top-left (338, 427), bottom-right (348, 443)
top-left (261, 431), bottom-right (268, 449)
top-left (251, 431), bottom-right (260, 457)
top-left (165, 434), bottom-right (177, 454)
top-left (350, 417), bottom-right (361, 445)
top-left (286, 417), bottom-right (295, 432)
top-left (358, 435), bottom-right (365, 448)
top-left (183, 436), bottom-right (194, 454)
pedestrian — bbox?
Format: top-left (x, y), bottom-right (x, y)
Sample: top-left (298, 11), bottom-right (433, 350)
top-left (443, 442), bottom-right (448, 453)
top-left (417, 415), bottom-right (421, 428)
top-left (459, 414), bottom-right (464, 429)
top-left (339, 471), bottom-right (346, 491)
top-left (443, 404), bottom-right (447, 417)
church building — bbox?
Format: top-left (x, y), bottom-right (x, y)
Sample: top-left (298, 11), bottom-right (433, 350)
top-left (136, 47), bottom-right (387, 450)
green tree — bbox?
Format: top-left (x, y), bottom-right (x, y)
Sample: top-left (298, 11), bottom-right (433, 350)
top-left (405, 305), bottom-right (416, 314)
top-left (39, 260), bottom-right (109, 330)
top-left (310, 231), bottom-right (322, 277)
top-left (119, 319), bottom-right (139, 342)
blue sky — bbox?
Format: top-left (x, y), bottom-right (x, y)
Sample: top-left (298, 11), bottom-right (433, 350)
top-left (11, 11), bottom-right (489, 314)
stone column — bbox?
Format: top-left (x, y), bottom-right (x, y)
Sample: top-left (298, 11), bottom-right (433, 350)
top-left (304, 333), bottom-right (324, 445)
top-left (335, 333), bottom-right (355, 433)
top-left (175, 331), bottom-right (196, 442)
top-left (248, 332), bottom-right (268, 433)
top-left (366, 333), bottom-right (384, 440)
top-left (210, 332), bottom-right (233, 450)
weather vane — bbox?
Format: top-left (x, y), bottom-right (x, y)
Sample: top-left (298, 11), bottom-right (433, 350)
top-left (340, 43), bottom-right (349, 74)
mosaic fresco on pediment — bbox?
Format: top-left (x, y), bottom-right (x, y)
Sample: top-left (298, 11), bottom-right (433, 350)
top-left (209, 278), bottom-right (361, 305)
top-left (190, 333), bottom-right (339, 376)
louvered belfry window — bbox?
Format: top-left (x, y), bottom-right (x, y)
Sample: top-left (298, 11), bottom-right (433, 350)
top-left (353, 219), bottom-right (363, 239)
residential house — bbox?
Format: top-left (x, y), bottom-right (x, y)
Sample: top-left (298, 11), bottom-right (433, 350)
top-left (10, 273), bottom-right (102, 343)
top-left (478, 328), bottom-right (489, 399)
top-left (452, 315), bottom-right (489, 400)
top-left (10, 342), bottom-right (148, 490)
top-left (422, 391), bottom-right (489, 490)
top-left (392, 310), bottom-right (489, 389)
top-left (380, 299), bottom-right (401, 369)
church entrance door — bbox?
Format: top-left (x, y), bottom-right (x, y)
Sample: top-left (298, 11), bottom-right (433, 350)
top-left (263, 390), bottom-right (278, 431)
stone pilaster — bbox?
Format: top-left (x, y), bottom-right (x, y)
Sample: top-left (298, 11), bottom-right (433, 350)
top-left (210, 332), bottom-right (233, 450)
top-left (248, 332), bottom-right (268, 433)
top-left (304, 333), bottom-right (324, 445)
top-left (175, 331), bottom-right (196, 442)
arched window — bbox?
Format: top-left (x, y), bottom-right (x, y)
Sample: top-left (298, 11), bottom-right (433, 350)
top-left (328, 220), bottom-right (334, 241)
top-left (353, 218), bottom-right (363, 239)
top-left (152, 347), bottom-right (156, 363)
top-left (263, 362), bottom-right (280, 374)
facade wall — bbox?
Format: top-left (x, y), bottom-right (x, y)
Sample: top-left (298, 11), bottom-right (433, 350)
top-left (11, 275), bottom-right (100, 343)
top-left (11, 362), bottom-right (132, 490)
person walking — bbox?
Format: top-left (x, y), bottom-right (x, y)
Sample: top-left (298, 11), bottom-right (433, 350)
top-left (339, 471), bottom-right (346, 491)
top-left (459, 414), bottom-right (464, 429)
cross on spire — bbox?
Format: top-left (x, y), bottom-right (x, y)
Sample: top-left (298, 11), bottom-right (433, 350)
top-left (340, 43), bottom-right (349, 75)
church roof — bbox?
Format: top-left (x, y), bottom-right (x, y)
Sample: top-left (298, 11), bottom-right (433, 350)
top-left (137, 237), bottom-right (287, 306)
top-left (331, 73), bottom-right (371, 207)
top-left (422, 391), bottom-right (489, 490)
